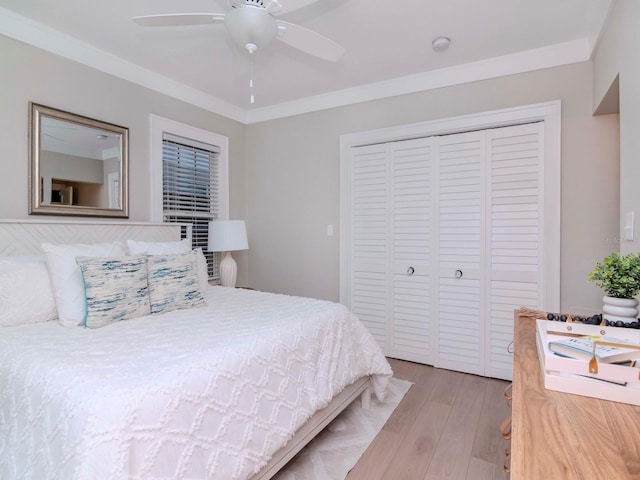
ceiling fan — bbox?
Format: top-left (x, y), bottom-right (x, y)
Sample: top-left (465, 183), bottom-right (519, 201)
top-left (132, 0), bottom-right (346, 62)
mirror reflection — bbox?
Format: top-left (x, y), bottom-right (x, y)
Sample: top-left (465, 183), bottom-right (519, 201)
top-left (29, 103), bottom-right (129, 217)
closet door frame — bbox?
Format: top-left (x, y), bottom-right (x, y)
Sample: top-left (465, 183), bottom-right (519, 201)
top-left (340, 100), bottom-right (561, 314)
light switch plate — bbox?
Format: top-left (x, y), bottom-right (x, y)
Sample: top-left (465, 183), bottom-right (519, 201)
top-left (624, 211), bottom-right (634, 241)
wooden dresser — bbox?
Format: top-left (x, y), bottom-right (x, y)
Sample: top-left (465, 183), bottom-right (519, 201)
top-left (512, 313), bottom-right (640, 479)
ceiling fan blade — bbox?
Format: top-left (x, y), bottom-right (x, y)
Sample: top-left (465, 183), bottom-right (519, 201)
top-left (276, 21), bottom-right (345, 62)
top-left (274, 0), bottom-right (321, 15)
top-left (132, 13), bottom-right (225, 27)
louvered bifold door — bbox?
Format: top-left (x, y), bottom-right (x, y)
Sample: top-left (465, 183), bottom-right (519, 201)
top-left (486, 122), bottom-right (544, 380)
top-left (436, 131), bottom-right (486, 376)
top-left (390, 138), bottom-right (434, 364)
top-left (349, 144), bottom-right (390, 353)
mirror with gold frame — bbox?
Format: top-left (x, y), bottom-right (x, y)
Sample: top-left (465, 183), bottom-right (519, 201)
top-left (29, 103), bottom-right (129, 218)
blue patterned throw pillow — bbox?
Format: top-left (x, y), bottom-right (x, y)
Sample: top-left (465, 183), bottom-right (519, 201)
top-left (147, 251), bottom-right (205, 314)
top-left (76, 255), bottom-right (151, 328)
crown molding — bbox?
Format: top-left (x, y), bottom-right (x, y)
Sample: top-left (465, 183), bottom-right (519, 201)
top-left (587, 0), bottom-right (616, 58)
top-left (0, 7), bottom-right (247, 124)
top-left (1, 6), bottom-right (592, 125)
top-left (245, 38), bottom-right (591, 123)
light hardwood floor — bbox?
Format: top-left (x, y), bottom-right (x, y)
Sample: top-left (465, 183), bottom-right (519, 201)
top-left (347, 359), bottom-right (511, 480)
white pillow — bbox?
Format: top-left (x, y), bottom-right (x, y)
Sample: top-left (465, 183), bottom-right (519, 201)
top-left (194, 247), bottom-right (211, 292)
top-left (41, 242), bottom-right (127, 327)
top-left (126, 239), bottom-right (191, 256)
top-left (0, 258), bottom-right (57, 327)
top-left (126, 239), bottom-right (210, 292)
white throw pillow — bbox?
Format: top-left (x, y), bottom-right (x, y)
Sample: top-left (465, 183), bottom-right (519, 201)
top-left (76, 255), bottom-right (150, 328)
top-left (126, 239), bottom-right (210, 292)
top-left (41, 242), bottom-right (127, 327)
top-left (126, 239), bottom-right (191, 256)
top-left (0, 258), bottom-right (57, 327)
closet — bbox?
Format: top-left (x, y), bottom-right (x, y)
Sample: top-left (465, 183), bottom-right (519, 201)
top-left (343, 122), bottom-right (546, 380)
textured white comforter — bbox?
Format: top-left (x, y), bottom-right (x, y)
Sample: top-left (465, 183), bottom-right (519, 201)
top-left (0, 287), bottom-right (391, 480)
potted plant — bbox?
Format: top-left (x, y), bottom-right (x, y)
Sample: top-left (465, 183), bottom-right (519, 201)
top-left (588, 252), bottom-right (640, 322)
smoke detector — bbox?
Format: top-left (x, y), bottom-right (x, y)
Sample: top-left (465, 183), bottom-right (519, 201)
top-left (432, 36), bottom-right (451, 53)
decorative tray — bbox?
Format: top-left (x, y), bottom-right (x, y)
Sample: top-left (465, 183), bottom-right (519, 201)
top-left (536, 318), bottom-right (640, 405)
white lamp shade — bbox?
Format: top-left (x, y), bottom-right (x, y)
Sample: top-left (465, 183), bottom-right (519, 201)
top-left (208, 220), bottom-right (248, 252)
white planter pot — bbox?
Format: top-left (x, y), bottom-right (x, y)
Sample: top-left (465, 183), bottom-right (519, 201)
top-left (602, 296), bottom-right (639, 323)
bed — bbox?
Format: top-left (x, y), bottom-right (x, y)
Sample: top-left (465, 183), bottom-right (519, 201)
top-left (0, 220), bottom-right (392, 480)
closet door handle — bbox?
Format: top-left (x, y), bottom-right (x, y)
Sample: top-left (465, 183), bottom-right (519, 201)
top-left (407, 267), bottom-right (415, 275)
top-left (455, 269), bottom-right (463, 278)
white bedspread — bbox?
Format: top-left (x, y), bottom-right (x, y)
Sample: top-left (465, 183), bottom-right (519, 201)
top-left (0, 287), bottom-right (391, 480)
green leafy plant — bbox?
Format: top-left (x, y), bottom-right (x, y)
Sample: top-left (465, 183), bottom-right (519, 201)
top-left (588, 252), bottom-right (640, 298)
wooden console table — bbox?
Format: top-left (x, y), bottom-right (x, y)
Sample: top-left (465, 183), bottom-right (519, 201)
top-left (512, 312), bottom-right (640, 479)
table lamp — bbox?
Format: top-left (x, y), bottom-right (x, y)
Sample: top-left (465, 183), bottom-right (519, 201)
top-left (208, 220), bottom-right (249, 288)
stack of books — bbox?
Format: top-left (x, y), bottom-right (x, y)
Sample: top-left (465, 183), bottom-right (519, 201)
top-left (548, 336), bottom-right (640, 364)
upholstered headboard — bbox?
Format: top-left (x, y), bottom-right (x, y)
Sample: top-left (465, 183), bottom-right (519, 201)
top-left (0, 219), bottom-right (188, 256)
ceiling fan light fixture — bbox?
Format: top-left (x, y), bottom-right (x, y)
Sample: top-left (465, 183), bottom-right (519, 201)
top-left (225, 6), bottom-right (278, 52)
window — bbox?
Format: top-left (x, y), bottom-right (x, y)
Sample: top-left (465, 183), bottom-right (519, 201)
top-left (150, 116), bottom-right (229, 282)
top-left (162, 134), bottom-right (221, 279)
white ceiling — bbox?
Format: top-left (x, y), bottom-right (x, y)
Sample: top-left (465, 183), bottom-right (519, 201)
top-left (0, 0), bottom-right (613, 123)
top-left (42, 117), bottom-right (121, 160)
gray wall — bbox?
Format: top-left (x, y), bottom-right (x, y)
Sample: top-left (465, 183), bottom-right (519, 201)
top-left (593, 0), bottom-right (640, 256)
top-left (246, 61), bottom-right (620, 311)
top-left (0, 35), bottom-right (249, 285)
top-left (0, 29), bottom-right (625, 309)
top-left (41, 151), bottom-right (104, 184)
top-left (40, 151), bottom-right (104, 204)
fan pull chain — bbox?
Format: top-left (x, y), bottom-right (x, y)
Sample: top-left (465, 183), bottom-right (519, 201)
top-left (249, 50), bottom-right (256, 104)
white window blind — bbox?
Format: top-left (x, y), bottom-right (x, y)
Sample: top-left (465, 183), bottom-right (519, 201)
top-left (162, 132), bottom-right (221, 281)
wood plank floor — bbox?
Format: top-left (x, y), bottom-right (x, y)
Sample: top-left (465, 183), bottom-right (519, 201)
top-left (347, 359), bottom-right (511, 480)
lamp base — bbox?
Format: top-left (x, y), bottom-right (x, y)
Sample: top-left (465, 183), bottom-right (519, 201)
top-left (219, 251), bottom-right (238, 288)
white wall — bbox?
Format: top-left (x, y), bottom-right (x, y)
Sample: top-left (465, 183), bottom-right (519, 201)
top-left (0, 35), bottom-right (249, 285)
top-left (102, 157), bottom-right (120, 207)
top-left (246, 62), bottom-right (620, 311)
top-left (593, 0), bottom-right (640, 256)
